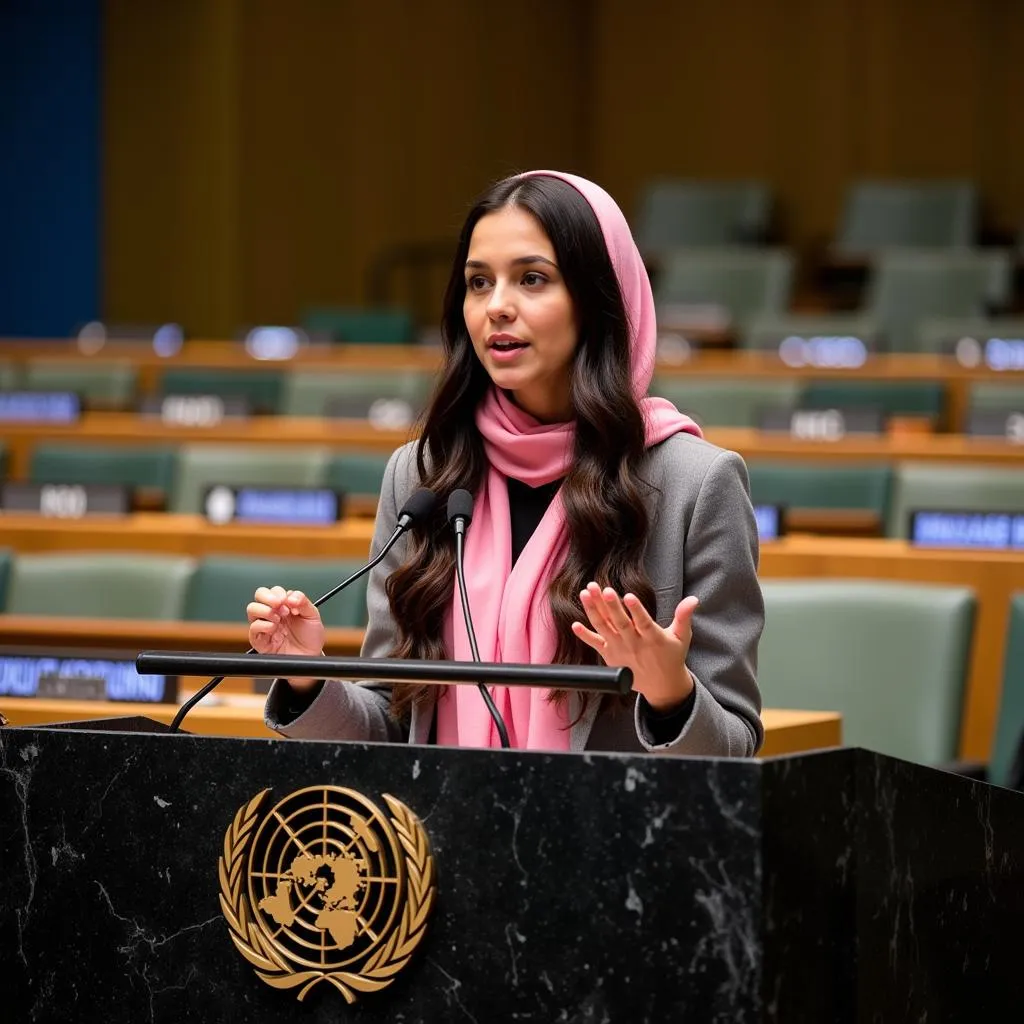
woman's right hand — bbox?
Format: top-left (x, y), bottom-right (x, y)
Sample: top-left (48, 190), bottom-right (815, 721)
top-left (247, 587), bottom-right (326, 691)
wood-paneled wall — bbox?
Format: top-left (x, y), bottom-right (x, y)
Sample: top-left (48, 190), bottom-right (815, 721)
top-left (104, 0), bottom-right (1024, 337)
top-left (591, 0), bottom-right (1024, 248)
top-left (104, 0), bottom-right (590, 336)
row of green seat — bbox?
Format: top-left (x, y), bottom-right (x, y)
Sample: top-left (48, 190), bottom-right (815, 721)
top-left (0, 363), bottom-right (433, 414)
top-left (18, 444), bottom-right (390, 513)
top-left (653, 248), bottom-right (1020, 352)
top-left (1, 546), bottom-right (1022, 778)
top-left (749, 462), bottom-right (1024, 537)
top-left (4, 360), bottom-right (1024, 427)
top-left (635, 179), bottom-right (982, 255)
top-left (3, 441), bottom-right (1024, 535)
top-left (0, 550), bottom-right (366, 627)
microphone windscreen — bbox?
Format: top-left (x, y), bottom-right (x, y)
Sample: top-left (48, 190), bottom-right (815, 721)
top-left (399, 487), bottom-right (438, 524)
top-left (447, 488), bottom-right (474, 526)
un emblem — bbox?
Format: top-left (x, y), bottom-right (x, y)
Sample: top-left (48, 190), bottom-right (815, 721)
top-left (218, 786), bottom-right (436, 1003)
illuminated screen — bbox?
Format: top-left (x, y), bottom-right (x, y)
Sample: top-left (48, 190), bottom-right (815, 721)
top-left (0, 653), bottom-right (173, 702)
top-left (909, 511), bottom-right (1024, 550)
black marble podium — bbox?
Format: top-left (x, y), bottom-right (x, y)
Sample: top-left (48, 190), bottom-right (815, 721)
top-left (2, 720), bottom-right (1023, 1023)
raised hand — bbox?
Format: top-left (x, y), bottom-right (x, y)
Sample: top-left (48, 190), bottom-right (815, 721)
top-left (246, 586), bottom-right (326, 660)
top-left (571, 582), bottom-right (698, 712)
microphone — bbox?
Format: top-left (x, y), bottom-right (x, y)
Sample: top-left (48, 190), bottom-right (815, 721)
top-left (167, 486), bottom-right (438, 733)
top-left (447, 488), bottom-right (510, 749)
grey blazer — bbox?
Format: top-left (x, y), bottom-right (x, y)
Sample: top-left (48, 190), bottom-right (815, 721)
top-left (265, 433), bottom-right (764, 756)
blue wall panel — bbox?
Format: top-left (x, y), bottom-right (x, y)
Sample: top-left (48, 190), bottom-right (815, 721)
top-left (0, 0), bottom-right (100, 337)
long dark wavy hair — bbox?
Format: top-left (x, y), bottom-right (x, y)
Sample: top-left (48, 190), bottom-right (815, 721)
top-left (387, 173), bottom-right (656, 718)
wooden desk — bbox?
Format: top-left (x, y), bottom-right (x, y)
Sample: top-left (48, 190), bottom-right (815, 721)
top-left (0, 340), bottom-right (443, 396)
top-left (5, 342), bottom-right (1024, 429)
top-left (0, 616), bottom-right (364, 695)
top-left (0, 509), bottom-right (878, 557)
top-left (761, 536), bottom-right (1024, 761)
top-left (0, 532), bottom-right (1019, 758)
top-left (2, 411), bottom-right (1022, 481)
top-left (0, 695), bottom-right (840, 756)
top-left (0, 513), bottom-right (376, 559)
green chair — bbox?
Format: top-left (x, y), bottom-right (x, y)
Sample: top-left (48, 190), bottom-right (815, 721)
top-left (635, 180), bottom-right (772, 253)
top-left (6, 553), bottom-right (194, 619)
top-left (159, 368), bottom-right (284, 415)
top-left (988, 595), bottom-right (1024, 789)
top-left (0, 360), bottom-right (20, 389)
top-left (798, 380), bottom-right (947, 423)
top-left (653, 248), bottom-right (794, 333)
top-left (747, 462), bottom-right (892, 518)
top-left (886, 463), bottom-right (1024, 538)
top-left (323, 452), bottom-right (392, 497)
top-left (0, 548), bottom-right (12, 610)
top-left (968, 382), bottom-right (1024, 414)
top-left (758, 580), bottom-right (975, 764)
top-left (29, 444), bottom-right (178, 501)
top-left (183, 556), bottom-right (368, 628)
top-left (23, 360), bottom-right (138, 408)
top-left (916, 316), bottom-right (1024, 360)
top-left (279, 370), bottom-right (434, 417)
top-left (650, 377), bottom-right (801, 429)
top-left (169, 444), bottom-right (331, 514)
top-left (301, 308), bottom-right (415, 345)
top-left (863, 249), bottom-right (1013, 352)
top-left (832, 180), bottom-right (977, 255)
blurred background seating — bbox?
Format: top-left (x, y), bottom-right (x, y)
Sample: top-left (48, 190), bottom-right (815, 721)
top-left (634, 179), bottom-right (773, 255)
top-left (5, 553), bottom-right (196, 620)
top-left (831, 180), bottom-right (978, 257)
top-left (182, 556), bottom-right (368, 627)
top-left (757, 580), bottom-right (975, 764)
top-left (2, 0), bottom-right (1024, 778)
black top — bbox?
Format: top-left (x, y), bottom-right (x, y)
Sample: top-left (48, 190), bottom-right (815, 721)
top-left (507, 478), bottom-right (694, 742)
top-left (281, 476), bottom-right (694, 740)
top-left (508, 477), bottom-right (562, 566)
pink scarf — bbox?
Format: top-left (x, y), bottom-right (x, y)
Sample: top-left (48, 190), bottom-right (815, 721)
top-left (435, 170), bottom-right (702, 750)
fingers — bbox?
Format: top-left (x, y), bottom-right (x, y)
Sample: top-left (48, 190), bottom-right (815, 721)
top-left (246, 601), bottom-right (274, 623)
top-left (253, 586), bottom-right (288, 611)
top-left (581, 583), bottom-right (630, 636)
top-left (250, 587), bottom-right (318, 623)
top-left (283, 590), bottom-right (321, 622)
top-left (248, 618), bottom-right (281, 653)
top-left (669, 596), bottom-right (700, 639)
top-left (571, 620), bottom-right (606, 653)
top-left (622, 593), bottom-right (657, 634)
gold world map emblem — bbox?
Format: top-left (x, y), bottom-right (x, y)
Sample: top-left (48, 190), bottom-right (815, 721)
top-left (218, 786), bottom-right (436, 1003)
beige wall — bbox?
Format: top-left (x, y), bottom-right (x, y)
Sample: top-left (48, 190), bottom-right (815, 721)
top-left (104, 0), bottom-right (1024, 337)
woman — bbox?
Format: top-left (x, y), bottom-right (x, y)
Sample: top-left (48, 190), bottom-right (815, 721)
top-left (251, 170), bottom-right (764, 756)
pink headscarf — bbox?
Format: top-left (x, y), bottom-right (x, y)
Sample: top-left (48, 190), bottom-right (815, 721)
top-left (435, 170), bottom-right (702, 750)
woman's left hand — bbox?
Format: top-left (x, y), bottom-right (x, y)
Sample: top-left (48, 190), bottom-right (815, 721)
top-left (571, 582), bottom-right (698, 712)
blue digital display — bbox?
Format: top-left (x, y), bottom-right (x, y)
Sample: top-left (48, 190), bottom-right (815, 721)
top-left (204, 486), bottom-right (341, 526)
top-left (0, 391), bottom-right (81, 423)
top-left (953, 336), bottom-right (1024, 372)
top-left (237, 488), bottom-right (339, 524)
top-left (910, 511), bottom-right (1024, 550)
top-left (753, 504), bottom-right (783, 541)
top-left (0, 655), bottom-right (170, 702)
top-left (777, 334), bottom-right (869, 369)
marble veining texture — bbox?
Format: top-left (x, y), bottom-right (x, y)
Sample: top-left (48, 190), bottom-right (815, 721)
top-left (3, 725), bottom-right (1024, 1023)
top-left (2, 724), bottom-right (763, 1023)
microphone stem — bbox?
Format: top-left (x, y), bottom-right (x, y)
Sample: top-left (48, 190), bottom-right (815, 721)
top-left (167, 522), bottom-right (406, 734)
top-left (455, 530), bottom-right (510, 749)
